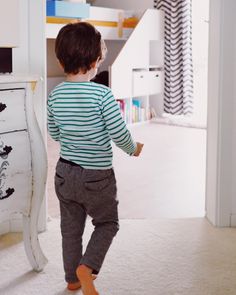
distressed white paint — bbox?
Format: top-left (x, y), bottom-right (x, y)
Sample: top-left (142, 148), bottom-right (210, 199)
top-left (23, 81), bottom-right (48, 270)
top-left (11, 0), bottom-right (47, 233)
top-left (0, 78), bottom-right (47, 271)
top-left (0, 89), bottom-right (27, 132)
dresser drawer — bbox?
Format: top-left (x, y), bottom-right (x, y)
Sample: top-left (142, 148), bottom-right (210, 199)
top-left (0, 170), bottom-right (32, 216)
top-left (132, 70), bottom-right (149, 97)
top-left (132, 70), bottom-right (164, 97)
top-left (0, 131), bottom-right (32, 214)
top-left (147, 70), bottom-right (164, 95)
top-left (0, 88), bottom-right (27, 133)
top-left (0, 131), bottom-right (31, 173)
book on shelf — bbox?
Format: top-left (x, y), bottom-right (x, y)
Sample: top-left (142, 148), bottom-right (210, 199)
top-left (117, 98), bottom-right (151, 124)
top-left (132, 99), bottom-right (141, 123)
top-left (132, 99), bottom-right (149, 123)
top-left (117, 99), bottom-right (130, 124)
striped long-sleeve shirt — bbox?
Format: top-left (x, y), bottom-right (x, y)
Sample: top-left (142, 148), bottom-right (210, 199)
top-left (47, 81), bottom-right (137, 169)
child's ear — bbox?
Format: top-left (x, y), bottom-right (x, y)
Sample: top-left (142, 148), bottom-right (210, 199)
top-left (90, 60), bottom-right (98, 69)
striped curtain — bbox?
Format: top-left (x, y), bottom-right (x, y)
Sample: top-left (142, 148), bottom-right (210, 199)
top-left (154, 0), bottom-right (193, 115)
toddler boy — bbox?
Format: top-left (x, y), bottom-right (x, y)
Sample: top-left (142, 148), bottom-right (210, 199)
top-left (47, 22), bottom-right (143, 295)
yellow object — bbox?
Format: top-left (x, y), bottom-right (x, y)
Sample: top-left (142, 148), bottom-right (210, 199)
top-left (30, 81), bottom-right (37, 92)
top-left (123, 17), bottom-right (139, 28)
top-left (46, 17), bottom-right (138, 28)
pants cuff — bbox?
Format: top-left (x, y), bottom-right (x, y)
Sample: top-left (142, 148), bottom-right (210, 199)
top-left (79, 258), bottom-right (100, 275)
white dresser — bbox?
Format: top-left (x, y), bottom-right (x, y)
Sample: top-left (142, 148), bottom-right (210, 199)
top-left (0, 76), bottom-right (47, 271)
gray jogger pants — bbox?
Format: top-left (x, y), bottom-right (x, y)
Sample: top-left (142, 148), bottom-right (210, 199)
top-left (55, 158), bottom-right (119, 283)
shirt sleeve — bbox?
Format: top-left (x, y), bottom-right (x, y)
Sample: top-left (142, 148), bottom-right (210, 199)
top-left (102, 89), bottom-right (137, 155)
top-left (47, 95), bottom-right (60, 141)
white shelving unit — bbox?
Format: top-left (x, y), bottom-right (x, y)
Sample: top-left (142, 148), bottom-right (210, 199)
top-left (46, 7), bottom-right (164, 125)
top-left (109, 8), bottom-right (164, 124)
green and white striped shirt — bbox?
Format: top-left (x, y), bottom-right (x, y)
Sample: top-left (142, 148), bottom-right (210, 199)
top-left (47, 81), bottom-right (136, 169)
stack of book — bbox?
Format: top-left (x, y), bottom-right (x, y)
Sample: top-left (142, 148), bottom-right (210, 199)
top-left (117, 100), bottom-right (131, 124)
top-left (117, 99), bottom-right (151, 124)
top-left (132, 99), bottom-right (144, 123)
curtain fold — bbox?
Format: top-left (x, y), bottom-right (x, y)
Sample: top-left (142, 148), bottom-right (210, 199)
top-left (154, 0), bottom-right (194, 115)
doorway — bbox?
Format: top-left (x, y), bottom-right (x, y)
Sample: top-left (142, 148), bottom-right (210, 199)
top-left (47, 0), bottom-right (210, 220)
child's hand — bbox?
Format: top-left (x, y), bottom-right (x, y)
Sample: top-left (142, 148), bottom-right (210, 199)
top-left (133, 142), bottom-right (144, 157)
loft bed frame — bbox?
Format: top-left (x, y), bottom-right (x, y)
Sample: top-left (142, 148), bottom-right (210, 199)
top-left (46, 6), bottom-right (139, 40)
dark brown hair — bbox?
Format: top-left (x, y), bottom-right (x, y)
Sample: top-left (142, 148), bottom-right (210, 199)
top-left (55, 22), bottom-right (102, 74)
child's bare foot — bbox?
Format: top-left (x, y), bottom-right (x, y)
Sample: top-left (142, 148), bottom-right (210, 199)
top-left (67, 281), bottom-right (81, 291)
top-left (76, 265), bottom-right (99, 295)
top-left (67, 275), bottom-right (97, 291)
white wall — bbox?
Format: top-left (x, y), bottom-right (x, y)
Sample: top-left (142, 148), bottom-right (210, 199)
top-left (206, 0), bottom-right (236, 226)
top-left (13, 0), bottom-right (46, 137)
top-left (192, 0), bottom-right (209, 126)
top-left (13, 0), bottom-right (30, 73)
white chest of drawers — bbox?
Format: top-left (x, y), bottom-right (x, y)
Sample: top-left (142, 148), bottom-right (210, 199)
top-left (0, 76), bottom-right (47, 271)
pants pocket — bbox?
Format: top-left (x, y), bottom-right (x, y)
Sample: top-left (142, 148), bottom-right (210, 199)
top-left (84, 169), bottom-right (116, 193)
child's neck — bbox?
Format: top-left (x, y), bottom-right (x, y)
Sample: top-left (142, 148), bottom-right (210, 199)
top-left (66, 71), bottom-right (92, 82)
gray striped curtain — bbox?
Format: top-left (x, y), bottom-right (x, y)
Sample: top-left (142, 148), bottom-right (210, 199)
top-left (154, 0), bottom-right (193, 115)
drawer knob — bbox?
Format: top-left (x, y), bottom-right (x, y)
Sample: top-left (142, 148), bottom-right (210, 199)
top-left (0, 103), bottom-right (7, 112)
top-left (0, 188), bottom-right (15, 200)
top-left (0, 145), bottom-right (12, 159)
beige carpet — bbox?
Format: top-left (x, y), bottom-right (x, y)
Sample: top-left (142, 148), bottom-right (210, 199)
top-left (1, 218), bottom-right (236, 295)
top-left (47, 123), bottom-right (206, 219)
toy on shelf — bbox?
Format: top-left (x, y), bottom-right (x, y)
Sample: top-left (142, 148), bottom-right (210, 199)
top-left (46, 0), bottom-right (90, 18)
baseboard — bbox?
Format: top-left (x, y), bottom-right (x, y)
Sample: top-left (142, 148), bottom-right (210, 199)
top-left (0, 220), bottom-right (10, 235)
top-left (0, 213), bottom-right (23, 233)
top-left (230, 214), bottom-right (236, 227)
top-left (151, 115), bottom-right (207, 129)
top-left (10, 213), bottom-right (23, 232)
top-left (0, 203), bottom-right (47, 234)
top-left (0, 193), bottom-right (47, 235)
